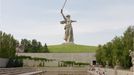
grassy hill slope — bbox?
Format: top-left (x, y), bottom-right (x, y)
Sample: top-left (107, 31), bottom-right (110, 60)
top-left (48, 44), bottom-right (97, 53)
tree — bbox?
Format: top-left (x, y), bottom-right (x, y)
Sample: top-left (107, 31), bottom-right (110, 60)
top-left (96, 45), bottom-right (104, 65)
top-left (43, 43), bottom-right (49, 53)
top-left (121, 26), bottom-right (134, 68)
top-left (37, 42), bottom-right (43, 52)
top-left (111, 37), bottom-right (123, 67)
top-left (0, 31), bottom-right (16, 58)
top-left (31, 39), bottom-right (38, 52)
top-left (31, 39), bottom-right (42, 52)
top-left (21, 39), bottom-right (32, 52)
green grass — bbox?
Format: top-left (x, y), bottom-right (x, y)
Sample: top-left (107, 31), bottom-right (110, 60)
top-left (48, 44), bottom-right (97, 53)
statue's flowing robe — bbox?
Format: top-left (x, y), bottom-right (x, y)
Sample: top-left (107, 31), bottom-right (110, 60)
top-left (64, 18), bottom-right (74, 43)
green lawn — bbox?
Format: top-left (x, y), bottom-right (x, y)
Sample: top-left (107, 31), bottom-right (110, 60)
top-left (48, 44), bottom-right (97, 53)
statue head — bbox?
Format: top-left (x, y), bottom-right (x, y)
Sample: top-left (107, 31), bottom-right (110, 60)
top-left (66, 15), bottom-right (71, 18)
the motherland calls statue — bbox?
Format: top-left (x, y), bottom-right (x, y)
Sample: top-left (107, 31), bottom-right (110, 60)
top-left (60, 9), bottom-right (76, 43)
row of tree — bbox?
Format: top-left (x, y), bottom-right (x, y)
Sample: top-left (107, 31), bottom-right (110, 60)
top-left (20, 39), bottom-right (49, 53)
top-left (96, 26), bottom-right (134, 69)
top-left (0, 30), bottom-right (49, 55)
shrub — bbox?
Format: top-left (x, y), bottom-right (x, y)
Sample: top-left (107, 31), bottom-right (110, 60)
top-left (6, 56), bottom-right (23, 67)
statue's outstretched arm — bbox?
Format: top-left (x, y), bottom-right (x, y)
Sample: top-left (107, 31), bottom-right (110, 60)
top-left (61, 9), bottom-right (67, 21)
top-left (71, 20), bottom-right (77, 22)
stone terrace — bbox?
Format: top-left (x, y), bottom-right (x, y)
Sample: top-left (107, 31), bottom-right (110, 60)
top-left (0, 67), bottom-right (44, 75)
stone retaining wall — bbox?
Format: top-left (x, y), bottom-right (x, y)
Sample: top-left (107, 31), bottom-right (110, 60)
top-left (18, 53), bottom-right (96, 67)
top-left (18, 53), bottom-right (96, 63)
top-left (0, 58), bottom-right (9, 68)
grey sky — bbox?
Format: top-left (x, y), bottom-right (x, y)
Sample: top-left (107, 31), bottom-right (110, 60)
top-left (0, 0), bottom-right (134, 46)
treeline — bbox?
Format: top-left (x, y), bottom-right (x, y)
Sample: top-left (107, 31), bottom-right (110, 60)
top-left (20, 39), bottom-right (49, 53)
top-left (96, 26), bottom-right (134, 69)
top-left (0, 30), bottom-right (49, 53)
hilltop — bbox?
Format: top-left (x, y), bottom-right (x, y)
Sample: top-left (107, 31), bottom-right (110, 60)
top-left (48, 44), bottom-right (97, 53)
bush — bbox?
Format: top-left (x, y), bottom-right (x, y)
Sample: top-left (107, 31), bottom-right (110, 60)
top-left (60, 61), bottom-right (90, 67)
top-left (6, 56), bottom-right (23, 68)
top-left (75, 62), bottom-right (90, 66)
top-left (61, 61), bottom-right (75, 67)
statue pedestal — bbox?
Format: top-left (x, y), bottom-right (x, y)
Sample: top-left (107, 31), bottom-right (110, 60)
top-left (62, 42), bottom-right (75, 45)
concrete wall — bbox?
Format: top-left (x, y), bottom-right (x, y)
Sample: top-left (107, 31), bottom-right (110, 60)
top-left (0, 58), bottom-right (9, 68)
top-left (18, 53), bottom-right (96, 63)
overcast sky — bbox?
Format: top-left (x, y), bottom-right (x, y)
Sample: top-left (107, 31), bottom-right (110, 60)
top-left (0, 0), bottom-right (134, 46)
